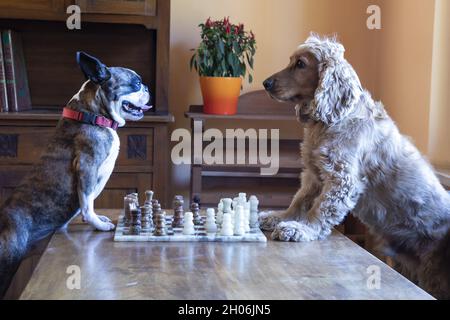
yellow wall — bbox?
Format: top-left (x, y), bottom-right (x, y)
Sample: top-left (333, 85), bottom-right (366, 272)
top-left (429, 0), bottom-right (450, 168)
top-left (169, 0), bottom-right (446, 197)
top-left (376, 0), bottom-right (435, 153)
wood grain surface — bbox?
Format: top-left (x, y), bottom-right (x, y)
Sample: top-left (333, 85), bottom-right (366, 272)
top-left (20, 209), bottom-right (434, 300)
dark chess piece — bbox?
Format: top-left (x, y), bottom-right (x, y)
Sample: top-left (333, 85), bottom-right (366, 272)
top-left (141, 205), bottom-right (153, 231)
top-left (151, 199), bottom-right (160, 225)
top-left (193, 195), bottom-right (201, 206)
top-left (129, 207), bottom-right (142, 235)
top-left (124, 195), bottom-right (139, 227)
top-left (154, 211), bottom-right (167, 236)
top-left (172, 195), bottom-right (184, 228)
top-left (191, 201), bottom-right (202, 225)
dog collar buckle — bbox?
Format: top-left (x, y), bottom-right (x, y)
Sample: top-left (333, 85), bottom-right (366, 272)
top-left (62, 107), bottom-right (119, 130)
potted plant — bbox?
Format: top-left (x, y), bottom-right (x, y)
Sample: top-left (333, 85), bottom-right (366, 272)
top-left (190, 17), bottom-right (256, 115)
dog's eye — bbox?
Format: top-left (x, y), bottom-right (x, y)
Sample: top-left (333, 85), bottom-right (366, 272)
top-left (297, 60), bottom-right (306, 69)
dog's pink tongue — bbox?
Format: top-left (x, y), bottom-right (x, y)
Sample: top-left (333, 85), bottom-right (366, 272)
top-left (140, 104), bottom-right (153, 111)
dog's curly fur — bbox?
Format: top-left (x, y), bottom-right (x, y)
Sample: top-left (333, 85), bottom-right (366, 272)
top-left (262, 35), bottom-right (450, 299)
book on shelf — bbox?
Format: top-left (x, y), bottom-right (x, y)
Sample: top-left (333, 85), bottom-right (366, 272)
top-left (1, 30), bottom-right (31, 112)
top-left (0, 30), bottom-right (8, 112)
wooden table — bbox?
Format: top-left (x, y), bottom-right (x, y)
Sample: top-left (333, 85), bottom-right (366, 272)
top-left (20, 210), bottom-right (434, 300)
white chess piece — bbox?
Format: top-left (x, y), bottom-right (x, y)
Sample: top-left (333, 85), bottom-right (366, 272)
top-left (205, 208), bottom-right (217, 233)
top-left (238, 193), bottom-right (247, 206)
top-left (232, 197), bottom-right (239, 211)
top-left (243, 202), bottom-right (251, 233)
top-left (222, 198), bottom-right (233, 214)
top-left (249, 195), bottom-right (259, 228)
top-left (233, 205), bottom-right (245, 236)
top-left (220, 213), bottom-right (234, 236)
top-left (183, 211), bottom-right (195, 235)
top-left (216, 200), bottom-right (224, 226)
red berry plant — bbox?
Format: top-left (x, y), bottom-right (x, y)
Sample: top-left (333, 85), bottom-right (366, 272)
top-left (190, 17), bottom-right (257, 83)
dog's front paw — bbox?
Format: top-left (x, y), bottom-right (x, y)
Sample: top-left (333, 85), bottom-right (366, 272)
top-left (259, 213), bottom-right (282, 231)
top-left (97, 215), bottom-right (112, 223)
top-left (83, 212), bottom-right (115, 231)
top-left (271, 221), bottom-right (316, 242)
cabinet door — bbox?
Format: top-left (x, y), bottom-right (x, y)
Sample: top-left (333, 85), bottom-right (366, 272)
top-left (0, 0), bottom-right (64, 12)
top-left (94, 172), bottom-right (153, 209)
top-left (75, 0), bottom-right (156, 16)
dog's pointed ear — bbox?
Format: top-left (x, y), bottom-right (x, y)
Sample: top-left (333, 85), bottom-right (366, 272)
top-left (76, 51), bottom-right (111, 84)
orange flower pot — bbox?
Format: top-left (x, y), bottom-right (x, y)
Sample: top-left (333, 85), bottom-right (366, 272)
top-left (200, 76), bottom-right (242, 115)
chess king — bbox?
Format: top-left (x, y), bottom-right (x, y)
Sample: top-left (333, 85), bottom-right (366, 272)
top-left (0, 52), bottom-right (152, 296)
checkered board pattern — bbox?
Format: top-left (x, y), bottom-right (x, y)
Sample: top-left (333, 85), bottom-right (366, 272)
top-left (113, 214), bottom-right (267, 242)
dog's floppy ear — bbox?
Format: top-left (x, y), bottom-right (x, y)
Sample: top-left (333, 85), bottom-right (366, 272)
top-left (312, 49), bottom-right (362, 125)
top-left (76, 51), bottom-right (111, 84)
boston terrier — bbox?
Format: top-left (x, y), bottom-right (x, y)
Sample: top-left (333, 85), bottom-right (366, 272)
top-left (0, 52), bottom-right (152, 297)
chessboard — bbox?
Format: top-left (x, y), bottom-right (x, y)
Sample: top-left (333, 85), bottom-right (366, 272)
top-left (114, 214), bottom-right (267, 242)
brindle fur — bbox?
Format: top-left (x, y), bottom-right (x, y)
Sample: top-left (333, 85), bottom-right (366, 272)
top-left (0, 52), bottom-right (150, 297)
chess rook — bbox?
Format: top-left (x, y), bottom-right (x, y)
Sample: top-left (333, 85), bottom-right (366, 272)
top-left (129, 207), bottom-right (142, 235)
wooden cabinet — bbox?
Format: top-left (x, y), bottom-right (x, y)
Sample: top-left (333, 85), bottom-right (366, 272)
top-left (0, 0), bottom-right (64, 12)
top-left (0, 0), bottom-right (172, 208)
top-left (75, 0), bottom-right (156, 16)
top-left (0, 113), bottom-right (172, 208)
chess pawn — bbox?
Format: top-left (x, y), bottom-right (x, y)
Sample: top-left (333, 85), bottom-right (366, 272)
top-left (129, 207), bottom-right (142, 235)
top-left (205, 208), bottom-right (217, 233)
top-left (154, 211), bottom-right (167, 236)
top-left (190, 201), bottom-right (202, 225)
top-left (144, 190), bottom-right (154, 206)
top-left (249, 195), bottom-right (260, 228)
top-left (141, 205), bottom-right (153, 231)
top-left (233, 206), bottom-right (245, 236)
top-left (183, 212), bottom-right (195, 235)
top-left (220, 213), bottom-right (234, 236)
top-left (172, 196), bottom-right (184, 228)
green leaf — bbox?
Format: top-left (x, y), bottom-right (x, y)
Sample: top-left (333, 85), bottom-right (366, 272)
top-left (249, 74), bottom-right (253, 83)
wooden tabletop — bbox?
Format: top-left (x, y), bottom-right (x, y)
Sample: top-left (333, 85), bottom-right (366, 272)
top-left (20, 209), bottom-right (434, 300)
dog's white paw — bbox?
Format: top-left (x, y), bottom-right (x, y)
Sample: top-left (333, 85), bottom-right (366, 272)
top-left (83, 212), bottom-right (115, 231)
top-left (97, 215), bottom-right (112, 223)
top-left (271, 221), bottom-right (316, 242)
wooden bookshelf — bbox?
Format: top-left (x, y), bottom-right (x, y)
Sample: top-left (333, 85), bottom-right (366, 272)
top-left (0, 0), bottom-right (173, 208)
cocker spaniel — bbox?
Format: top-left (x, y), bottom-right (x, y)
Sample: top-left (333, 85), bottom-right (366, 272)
top-left (261, 34), bottom-right (450, 299)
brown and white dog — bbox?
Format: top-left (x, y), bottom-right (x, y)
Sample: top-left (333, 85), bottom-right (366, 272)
top-left (261, 35), bottom-right (450, 299)
top-left (0, 52), bottom-right (152, 297)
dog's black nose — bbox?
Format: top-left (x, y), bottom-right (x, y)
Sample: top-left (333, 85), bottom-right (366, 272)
top-left (263, 78), bottom-right (275, 90)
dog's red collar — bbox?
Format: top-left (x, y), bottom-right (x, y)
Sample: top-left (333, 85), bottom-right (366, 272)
top-left (62, 107), bottom-right (119, 130)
